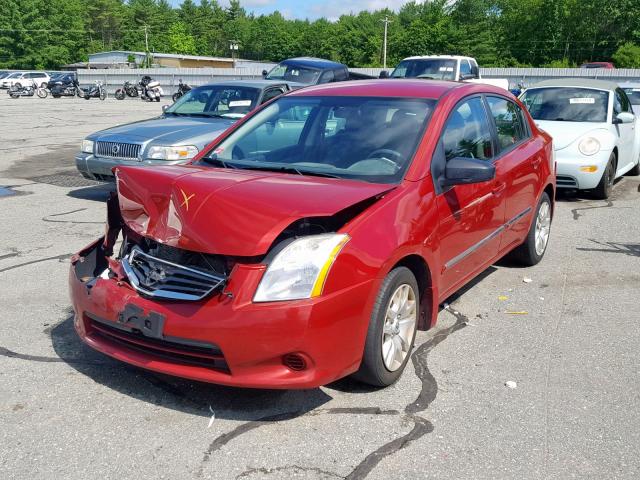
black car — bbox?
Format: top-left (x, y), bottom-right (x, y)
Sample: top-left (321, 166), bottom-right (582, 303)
top-left (264, 57), bottom-right (372, 87)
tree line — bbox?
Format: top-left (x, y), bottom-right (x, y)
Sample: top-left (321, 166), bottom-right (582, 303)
top-left (1, 0), bottom-right (640, 70)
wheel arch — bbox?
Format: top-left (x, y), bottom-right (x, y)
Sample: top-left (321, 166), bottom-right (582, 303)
top-left (390, 254), bottom-right (435, 331)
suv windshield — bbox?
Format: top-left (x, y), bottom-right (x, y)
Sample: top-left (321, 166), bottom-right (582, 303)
top-left (201, 96), bottom-right (436, 184)
top-left (165, 85), bottom-right (260, 118)
top-left (266, 64), bottom-right (321, 84)
top-left (390, 59), bottom-right (457, 80)
top-left (520, 87), bottom-right (609, 122)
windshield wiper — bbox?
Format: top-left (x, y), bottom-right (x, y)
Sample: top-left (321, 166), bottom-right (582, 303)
top-left (200, 154), bottom-right (237, 169)
top-left (239, 164), bottom-right (341, 178)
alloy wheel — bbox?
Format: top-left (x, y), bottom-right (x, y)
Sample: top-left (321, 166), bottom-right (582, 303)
top-left (535, 200), bottom-right (551, 256)
top-left (382, 284), bottom-right (417, 372)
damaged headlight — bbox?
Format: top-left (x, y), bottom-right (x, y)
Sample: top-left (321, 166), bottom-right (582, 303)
top-left (81, 139), bottom-right (94, 154)
top-left (147, 145), bottom-right (199, 161)
top-left (253, 234), bottom-right (350, 302)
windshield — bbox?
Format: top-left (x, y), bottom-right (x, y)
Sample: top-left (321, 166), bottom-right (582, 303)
top-left (520, 87), bottom-right (609, 122)
top-left (623, 88), bottom-right (640, 106)
top-left (390, 59), bottom-right (457, 80)
top-left (165, 85), bottom-right (260, 118)
top-left (266, 64), bottom-right (321, 84)
top-left (201, 96), bottom-right (436, 184)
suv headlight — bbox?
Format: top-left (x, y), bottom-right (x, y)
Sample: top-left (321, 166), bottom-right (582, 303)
top-left (254, 234), bottom-right (350, 302)
top-left (147, 145), bottom-right (199, 160)
top-left (81, 139), bottom-right (94, 154)
top-left (578, 137), bottom-right (600, 156)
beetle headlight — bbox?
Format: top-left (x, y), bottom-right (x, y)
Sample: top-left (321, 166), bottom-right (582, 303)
top-left (147, 145), bottom-right (199, 161)
top-left (81, 139), bottom-right (94, 154)
top-left (578, 137), bottom-right (600, 156)
top-left (254, 234), bottom-right (350, 302)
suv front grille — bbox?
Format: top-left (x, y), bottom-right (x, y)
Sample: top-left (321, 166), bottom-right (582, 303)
top-left (122, 246), bottom-right (226, 301)
top-left (96, 141), bottom-right (141, 160)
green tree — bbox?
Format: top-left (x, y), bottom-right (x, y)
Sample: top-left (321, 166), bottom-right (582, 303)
top-left (613, 42), bottom-right (640, 67)
top-left (168, 21), bottom-right (196, 54)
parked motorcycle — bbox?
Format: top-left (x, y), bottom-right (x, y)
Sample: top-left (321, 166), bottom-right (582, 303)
top-left (172, 79), bottom-right (191, 102)
top-left (8, 80), bottom-right (43, 98)
top-left (140, 75), bottom-right (162, 102)
top-left (50, 79), bottom-right (82, 98)
top-left (114, 81), bottom-right (139, 100)
top-left (78, 81), bottom-right (106, 101)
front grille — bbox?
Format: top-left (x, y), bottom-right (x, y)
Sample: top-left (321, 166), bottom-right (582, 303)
top-left (96, 141), bottom-right (141, 160)
top-left (556, 175), bottom-right (578, 188)
top-left (87, 314), bottom-right (229, 372)
top-left (122, 246), bottom-right (226, 301)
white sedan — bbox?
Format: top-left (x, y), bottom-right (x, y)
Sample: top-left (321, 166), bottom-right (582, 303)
top-left (520, 78), bottom-right (640, 199)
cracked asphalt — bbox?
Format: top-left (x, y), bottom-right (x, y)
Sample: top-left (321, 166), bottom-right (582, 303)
top-left (1, 96), bottom-right (639, 480)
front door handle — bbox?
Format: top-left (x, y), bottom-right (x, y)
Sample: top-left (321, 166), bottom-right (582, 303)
top-left (492, 182), bottom-right (506, 195)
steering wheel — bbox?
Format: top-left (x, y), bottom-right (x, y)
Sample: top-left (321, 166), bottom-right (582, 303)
top-left (366, 149), bottom-right (404, 171)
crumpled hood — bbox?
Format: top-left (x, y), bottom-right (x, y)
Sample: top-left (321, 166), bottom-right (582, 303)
top-left (92, 116), bottom-right (235, 148)
top-left (534, 120), bottom-right (611, 150)
top-left (115, 165), bottom-right (392, 256)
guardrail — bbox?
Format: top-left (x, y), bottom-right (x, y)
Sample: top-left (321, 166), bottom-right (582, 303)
top-left (76, 67), bottom-right (640, 93)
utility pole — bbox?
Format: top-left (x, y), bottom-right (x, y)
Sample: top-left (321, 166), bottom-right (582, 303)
top-left (144, 25), bottom-right (149, 53)
top-left (381, 16), bottom-right (392, 69)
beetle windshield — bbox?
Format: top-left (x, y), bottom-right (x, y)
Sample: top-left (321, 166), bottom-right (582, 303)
top-left (165, 85), bottom-right (260, 118)
top-left (390, 59), bottom-right (457, 80)
top-left (520, 87), bottom-right (609, 122)
top-left (201, 96), bottom-right (436, 184)
top-left (265, 64), bottom-right (321, 84)
top-left (623, 88), bottom-right (640, 106)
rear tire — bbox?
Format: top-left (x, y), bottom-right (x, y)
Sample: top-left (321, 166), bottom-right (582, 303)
top-left (593, 153), bottom-right (616, 200)
top-left (37, 88), bottom-right (47, 98)
top-left (353, 267), bottom-right (419, 387)
top-left (627, 156), bottom-right (640, 176)
top-left (115, 89), bottom-right (125, 100)
top-left (511, 192), bottom-right (552, 266)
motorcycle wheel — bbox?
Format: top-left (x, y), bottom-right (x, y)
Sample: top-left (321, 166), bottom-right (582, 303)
top-left (37, 88), bottom-right (48, 99)
top-left (115, 89), bottom-right (125, 100)
top-left (14, 82), bottom-right (22, 89)
top-left (130, 89), bottom-right (138, 97)
top-left (84, 95), bottom-right (91, 100)
top-left (100, 89), bottom-right (106, 101)
top-left (52, 94), bottom-right (60, 98)
top-left (9, 92), bottom-right (19, 99)
top-left (155, 96), bottom-right (160, 102)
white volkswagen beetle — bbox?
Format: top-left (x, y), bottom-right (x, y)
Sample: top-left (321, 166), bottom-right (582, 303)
top-left (521, 78), bottom-right (640, 199)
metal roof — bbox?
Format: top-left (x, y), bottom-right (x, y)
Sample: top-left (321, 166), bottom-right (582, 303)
top-left (88, 50), bottom-right (243, 63)
top-left (528, 77), bottom-right (620, 91)
top-left (199, 79), bottom-right (290, 89)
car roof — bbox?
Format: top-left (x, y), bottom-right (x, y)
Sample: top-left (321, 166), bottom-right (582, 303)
top-left (402, 55), bottom-right (474, 61)
top-left (528, 78), bottom-right (619, 91)
top-left (280, 57), bottom-right (345, 69)
top-left (289, 79), bottom-right (473, 99)
top-left (199, 79), bottom-right (289, 89)
top-left (619, 82), bottom-right (640, 88)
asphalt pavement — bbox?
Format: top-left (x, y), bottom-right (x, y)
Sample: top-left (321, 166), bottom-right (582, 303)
top-left (1, 95), bottom-right (639, 480)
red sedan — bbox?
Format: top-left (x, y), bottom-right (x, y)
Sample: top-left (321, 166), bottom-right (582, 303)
top-left (69, 80), bottom-right (555, 389)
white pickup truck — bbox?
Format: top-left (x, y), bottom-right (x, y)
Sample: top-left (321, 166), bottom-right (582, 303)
top-left (383, 55), bottom-right (509, 90)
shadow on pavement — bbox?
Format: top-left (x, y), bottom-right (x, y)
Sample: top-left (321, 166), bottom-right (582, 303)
top-left (67, 183), bottom-right (115, 202)
top-left (50, 313), bottom-right (332, 420)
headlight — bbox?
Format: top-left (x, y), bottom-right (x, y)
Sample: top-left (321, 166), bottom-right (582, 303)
top-left (578, 137), bottom-right (600, 156)
top-left (81, 139), bottom-right (94, 154)
top-left (147, 145), bottom-right (199, 161)
top-left (254, 234), bottom-right (350, 302)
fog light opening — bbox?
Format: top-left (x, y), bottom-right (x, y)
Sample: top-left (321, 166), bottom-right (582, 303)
top-left (283, 353), bottom-right (307, 371)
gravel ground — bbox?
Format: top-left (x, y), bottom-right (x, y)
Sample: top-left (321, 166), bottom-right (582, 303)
top-left (1, 95), bottom-right (639, 480)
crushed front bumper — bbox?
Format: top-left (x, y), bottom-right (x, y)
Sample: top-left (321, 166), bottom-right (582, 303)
top-left (69, 238), bottom-right (374, 389)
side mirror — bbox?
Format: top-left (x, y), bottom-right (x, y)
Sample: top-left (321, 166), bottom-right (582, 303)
top-left (262, 69), bottom-right (268, 78)
top-left (441, 157), bottom-right (496, 187)
top-left (613, 112), bottom-right (635, 124)
top-left (162, 105), bottom-right (169, 112)
top-left (379, 70), bottom-right (389, 79)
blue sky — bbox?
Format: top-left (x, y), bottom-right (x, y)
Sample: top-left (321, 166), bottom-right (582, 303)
top-left (170, 1), bottom-right (418, 21)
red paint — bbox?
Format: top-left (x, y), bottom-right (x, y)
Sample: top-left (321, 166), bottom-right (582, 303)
top-left (70, 80), bottom-right (554, 389)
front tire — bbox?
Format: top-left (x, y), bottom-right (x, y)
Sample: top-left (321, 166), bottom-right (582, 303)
top-left (627, 155), bottom-right (640, 176)
top-left (593, 153), bottom-right (616, 200)
top-left (511, 192), bottom-right (552, 266)
top-left (115, 89), bottom-right (125, 100)
top-left (37, 88), bottom-right (47, 98)
top-left (353, 267), bottom-right (418, 387)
